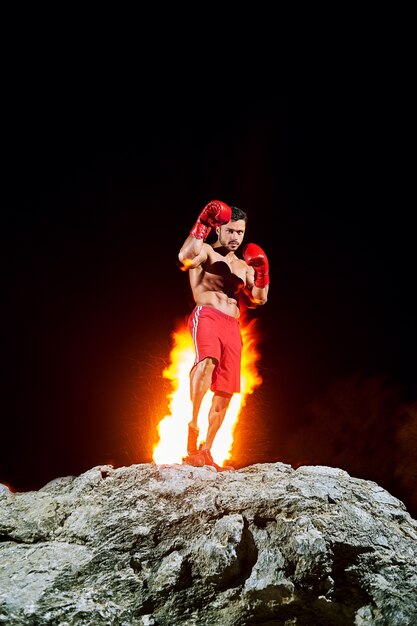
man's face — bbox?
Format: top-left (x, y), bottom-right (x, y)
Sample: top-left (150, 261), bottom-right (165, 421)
top-left (216, 219), bottom-right (246, 251)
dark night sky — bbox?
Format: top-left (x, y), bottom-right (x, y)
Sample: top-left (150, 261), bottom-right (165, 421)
top-left (2, 94), bottom-right (416, 513)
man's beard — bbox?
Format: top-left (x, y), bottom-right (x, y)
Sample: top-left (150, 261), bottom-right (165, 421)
top-left (219, 233), bottom-right (239, 250)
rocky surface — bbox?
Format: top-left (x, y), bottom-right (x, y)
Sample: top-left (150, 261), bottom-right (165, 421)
top-left (1, 462), bottom-right (417, 625)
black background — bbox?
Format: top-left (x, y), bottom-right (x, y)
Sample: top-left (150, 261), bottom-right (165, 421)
top-left (2, 92), bottom-right (416, 516)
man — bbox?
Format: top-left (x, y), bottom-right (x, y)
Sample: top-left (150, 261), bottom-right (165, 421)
top-left (178, 200), bottom-right (270, 470)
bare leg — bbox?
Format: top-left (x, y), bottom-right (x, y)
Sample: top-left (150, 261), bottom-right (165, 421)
top-left (201, 392), bottom-right (232, 451)
top-left (187, 357), bottom-right (217, 454)
top-left (184, 359), bottom-right (234, 470)
top-left (189, 357), bottom-right (217, 430)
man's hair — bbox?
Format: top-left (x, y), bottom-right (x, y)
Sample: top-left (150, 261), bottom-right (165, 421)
top-left (230, 206), bottom-right (248, 223)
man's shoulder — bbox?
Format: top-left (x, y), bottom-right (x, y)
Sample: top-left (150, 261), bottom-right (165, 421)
top-left (205, 243), bottom-right (221, 257)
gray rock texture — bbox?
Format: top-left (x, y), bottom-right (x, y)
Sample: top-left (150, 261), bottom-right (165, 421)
top-left (1, 462), bottom-right (416, 625)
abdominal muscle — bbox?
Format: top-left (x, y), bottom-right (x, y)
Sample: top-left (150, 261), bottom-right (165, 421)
top-left (194, 291), bottom-right (240, 318)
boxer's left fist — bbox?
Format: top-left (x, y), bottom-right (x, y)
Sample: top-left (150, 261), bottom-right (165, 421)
top-left (243, 243), bottom-right (270, 288)
top-left (190, 200), bottom-right (232, 240)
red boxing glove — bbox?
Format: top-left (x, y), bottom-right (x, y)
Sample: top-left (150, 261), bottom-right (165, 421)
top-left (190, 200), bottom-right (232, 240)
top-left (243, 243), bottom-right (270, 288)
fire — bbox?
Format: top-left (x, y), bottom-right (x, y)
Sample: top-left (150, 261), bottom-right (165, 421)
top-left (152, 315), bottom-right (263, 467)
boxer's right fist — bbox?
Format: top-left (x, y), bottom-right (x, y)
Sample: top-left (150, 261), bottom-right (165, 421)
top-left (190, 200), bottom-right (232, 240)
top-left (243, 243), bottom-right (270, 288)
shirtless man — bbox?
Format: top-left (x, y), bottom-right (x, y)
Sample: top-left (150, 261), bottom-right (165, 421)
top-left (178, 200), bottom-right (270, 470)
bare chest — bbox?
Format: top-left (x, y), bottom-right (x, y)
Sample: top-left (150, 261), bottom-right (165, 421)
top-left (208, 251), bottom-right (246, 280)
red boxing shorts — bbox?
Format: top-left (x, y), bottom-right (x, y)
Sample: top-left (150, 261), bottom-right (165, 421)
top-left (188, 305), bottom-right (242, 394)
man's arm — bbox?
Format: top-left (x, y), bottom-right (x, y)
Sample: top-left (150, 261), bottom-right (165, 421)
top-left (243, 243), bottom-right (270, 305)
top-left (178, 200), bottom-right (232, 270)
top-left (178, 236), bottom-right (209, 270)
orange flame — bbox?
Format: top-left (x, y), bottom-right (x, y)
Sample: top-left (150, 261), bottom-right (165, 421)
top-left (152, 315), bottom-right (263, 467)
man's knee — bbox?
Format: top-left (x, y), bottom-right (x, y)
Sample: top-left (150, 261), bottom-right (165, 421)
top-left (193, 357), bottom-right (217, 378)
top-left (208, 409), bottom-right (223, 429)
top-left (213, 390), bottom-right (232, 402)
top-left (208, 399), bottom-right (230, 429)
top-left (210, 392), bottom-right (232, 415)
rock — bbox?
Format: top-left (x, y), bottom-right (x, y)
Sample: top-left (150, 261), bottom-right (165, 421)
top-left (1, 462), bottom-right (416, 625)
